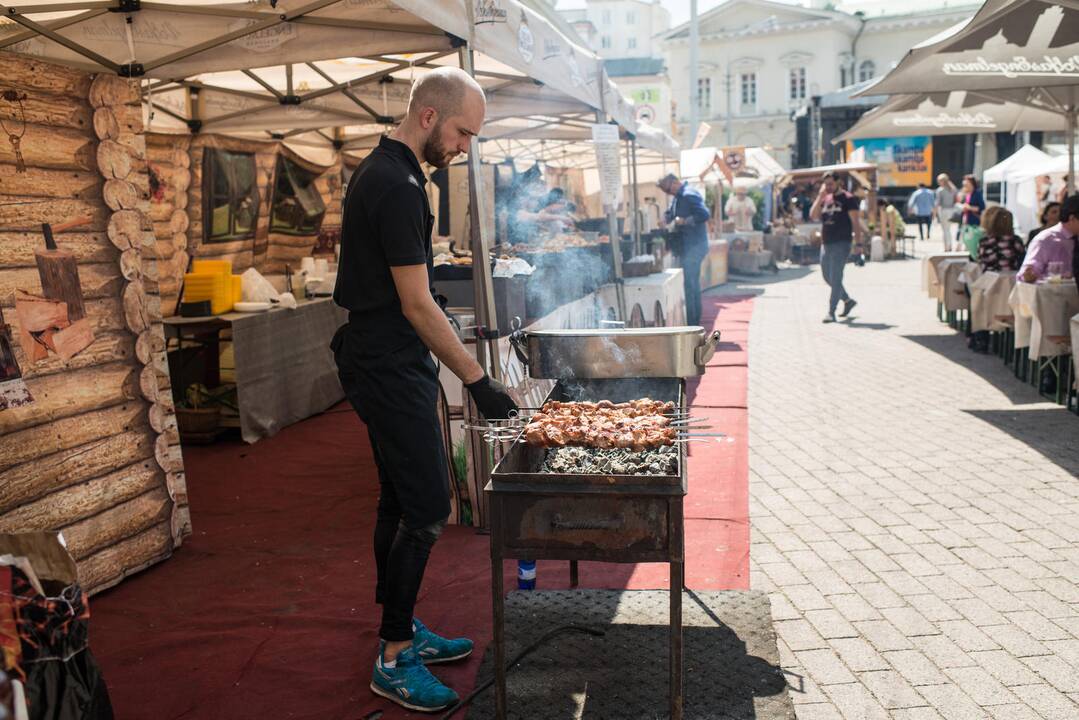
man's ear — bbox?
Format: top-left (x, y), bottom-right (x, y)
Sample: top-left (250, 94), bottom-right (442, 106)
top-left (420, 107), bottom-right (438, 129)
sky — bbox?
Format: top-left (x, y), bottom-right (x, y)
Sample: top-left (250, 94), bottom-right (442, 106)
top-left (552, 0), bottom-right (977, 26)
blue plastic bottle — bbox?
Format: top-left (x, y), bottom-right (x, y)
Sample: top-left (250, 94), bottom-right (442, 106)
top-left (517, 559), bottom-right (536, 590)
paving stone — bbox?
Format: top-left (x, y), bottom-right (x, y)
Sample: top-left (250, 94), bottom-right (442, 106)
top-left (884, 649), bottom-right (948, 686)
top-left (891, 709), bottom-right (946, 720)
top-left (1010, 683), bottom-right (1079, 720)
top-left (858, 670), bottom-right (926, 709)
top-left (912, 635), bottom-right (977, 669)
top-left (785, 584), bottom-right (834, 612)
top-left (942, 666), bottom-right (1018, 706)
top-left (1019, 654), bottom-right (1079, 694)
top-left (907, 594), bottom-right (964, 623)
top-left (804, 609), bottom-right (858, 640)
top-left (969, 650), bottom-right (1042, 687)
top-left (821, 682), bottom-right (891, 720)
top-left (850, 582), bottom-right (906, 610)
top-left (951, 598), bottom-right (1008, 628)
top-left (795, 648), bottom-right (856, 685)
top-left (882, 606), bottom-right (940, 637)
top-left (791, 702), bottom-right (844, 720)
top-left (829, 637), bottom-right (889, 672)
top-left (1006, 611), bottom-right (1070, 642)
top-left (775, 619), bottom-right (829, 652)
top-left (854, 619), bottom-right (914, 652)
top-left (916, 684), bottom-right (992, 720)
top-left (981, 624), bottom-right (1050, 658)
top-left (984, 704), bottom-right (1043, 720)
top-left (938, 620), bottom-right (1000, 652)
top-left (829, 594), bottom-right (883, 623)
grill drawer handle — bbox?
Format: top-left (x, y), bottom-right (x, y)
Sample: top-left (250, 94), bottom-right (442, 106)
top-left (550, 514), bottom-right (625, 531)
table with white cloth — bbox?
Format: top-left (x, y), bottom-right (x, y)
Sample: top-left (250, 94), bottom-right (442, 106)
top-left (728, 249), bottom-right (775, 275)
top-left (939, 258), bottom-right (975, 312)
top-left (923, 252), bottom-right (969, 299)
top-left (164, 297), bottom-right (349, 443)
top-left (969, 271), bottom-right (1017, 332)
top-left (1007, 281), bottom-right (1079, 358)
top-left (763, 233), bottom-right (793, 263)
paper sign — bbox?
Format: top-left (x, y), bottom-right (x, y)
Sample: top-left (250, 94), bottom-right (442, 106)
top-left (591, 124), bottom-right (623, 209)
top-left (692, 122), bottom-right (712, 150)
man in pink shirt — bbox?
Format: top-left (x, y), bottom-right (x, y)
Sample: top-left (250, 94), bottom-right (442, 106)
top-left (1020, 195), bottom-right (1079, 283)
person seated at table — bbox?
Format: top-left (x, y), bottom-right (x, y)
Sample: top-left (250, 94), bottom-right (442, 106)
top-left (1019, 195), bottom-right (1079, 283)
top-left (969, 208), bottom-right (1025, 353)
top-left (1028, 202), bottom-right (1060, 244)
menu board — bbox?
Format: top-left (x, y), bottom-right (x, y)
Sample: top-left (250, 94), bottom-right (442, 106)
top-left (591, 123), bottom-right (623, 210)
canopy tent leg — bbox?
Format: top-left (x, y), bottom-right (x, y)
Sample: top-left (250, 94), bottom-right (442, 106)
top-left (1069, 106), bottom-right (1076, 197)
top-left (630, 137), bottom-right (642, 257)
top-left (597, 111), bottom-right (626, 322)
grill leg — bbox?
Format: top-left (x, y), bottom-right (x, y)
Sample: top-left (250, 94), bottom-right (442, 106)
top-left (670, 560), bottom-right (684, 720)
top-left (569, 560), bottom-right (579, 588)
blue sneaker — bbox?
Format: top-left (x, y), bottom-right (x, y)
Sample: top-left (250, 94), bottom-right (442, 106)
top-left (370, 645), bottom-right (458, 712)
top-left (412, 617), bottom-right (474, 664)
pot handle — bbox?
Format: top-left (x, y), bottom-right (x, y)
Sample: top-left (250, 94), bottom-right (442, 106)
top-left (508, 320), bottom-right (530, 367)
top-left (695, 330), bottom-right (722, 366)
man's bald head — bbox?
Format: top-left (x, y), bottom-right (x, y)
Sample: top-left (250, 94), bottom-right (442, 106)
top-left (408, 67), bottom-right (485, 122)
top-left (404, 66), bottom-right (487, 169)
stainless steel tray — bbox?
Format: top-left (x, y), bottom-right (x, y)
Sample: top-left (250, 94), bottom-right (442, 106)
top-left (510, 326), bottom-right (721, 378)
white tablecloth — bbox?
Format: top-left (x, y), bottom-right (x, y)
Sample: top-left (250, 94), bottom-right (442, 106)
top-left (729, 250), bottom-right (774, 275)
top-left (940, 258), bottom-right (973, 311)
top-left (923, 252), bottom-right (970, 299)
top-left (970, 271), bottom-right (1017, 332)
top-left (1008, 281), bottom-right (1079, 357)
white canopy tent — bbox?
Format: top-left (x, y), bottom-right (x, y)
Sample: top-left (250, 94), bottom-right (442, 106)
top-left (679, 147), bottom-right (786, 188)
top-left (982, 145), bottom-right (1054, 232)
top-left (858, 0), bottom-right (1079, 184)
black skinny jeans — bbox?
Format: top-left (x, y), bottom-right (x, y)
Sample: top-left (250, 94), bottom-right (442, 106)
top-left (680, 241), bottom-right (708, 327)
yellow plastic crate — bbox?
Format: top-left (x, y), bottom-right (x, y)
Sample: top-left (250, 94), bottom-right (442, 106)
top-left (191, 259), bottom-right (233, 277)
top-left (231, 275), bottom-right (243, 305)
top-left (182, 272), bottom-right (233, 315)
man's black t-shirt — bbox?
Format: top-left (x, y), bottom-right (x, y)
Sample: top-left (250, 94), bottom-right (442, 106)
top-left (333, 136), bottom-right (434, 354)
top-left (820, 190), bottom-right (859, 244)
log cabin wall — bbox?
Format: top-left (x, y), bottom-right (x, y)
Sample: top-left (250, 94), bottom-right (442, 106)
top-left (179, 134), bottom-right (340, 286)
top-left (145, 134), bottom-right (191, 318)
top-left (0, 53), bottom-right (188, 594)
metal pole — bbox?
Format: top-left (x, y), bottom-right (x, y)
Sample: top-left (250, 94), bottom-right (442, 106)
top-left (1069, 106), bottom-right (1076, 197)
top-left (725, 66), bottom-right (733, 147)
top-left (630, 137), bottom-right (642, 256)
top-left (688, 0), bottom-right (699, 148)
top-left (597, 111), bottom-right (627, 321)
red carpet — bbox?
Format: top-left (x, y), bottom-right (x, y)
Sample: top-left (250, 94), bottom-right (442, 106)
top-left (89, 295), bottom-right (753, 719)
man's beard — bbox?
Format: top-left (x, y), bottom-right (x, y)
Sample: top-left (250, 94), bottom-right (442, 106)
top-left (422, 122), bottom-right (456, 168)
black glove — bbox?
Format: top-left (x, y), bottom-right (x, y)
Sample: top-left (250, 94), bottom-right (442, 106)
top-left (466, 374), bottom-right (518, 420)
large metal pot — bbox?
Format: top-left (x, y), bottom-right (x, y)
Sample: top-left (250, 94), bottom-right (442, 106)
top-left (509, 326), bottom-right (721, 379)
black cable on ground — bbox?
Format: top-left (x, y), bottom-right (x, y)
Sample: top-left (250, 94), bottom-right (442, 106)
top-left (439, 624), bottom-right (606, 719)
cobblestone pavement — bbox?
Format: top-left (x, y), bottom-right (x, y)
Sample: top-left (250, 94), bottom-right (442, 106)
top-left (717, 244), bottom-right (1079, 719)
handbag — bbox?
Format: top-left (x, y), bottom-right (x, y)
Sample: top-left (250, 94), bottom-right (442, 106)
top-left (949, 205), bottom-right (963, 223)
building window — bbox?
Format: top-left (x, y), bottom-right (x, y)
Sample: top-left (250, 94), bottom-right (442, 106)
top-left (697, 77), bottom-right (711, 115)
top-left (628, 37), bottom-right (637, 50)
top-left (627, 11), bottom-right (635, 24)
top-left (270, 156), bottom-right (327, 236)
top-left (203, 148), bottom-right (259, 243)
top-left (788, 67), bottom-right (806, 101)
top-left (841, 66), bottom-right (850, 87)
top-left (601, 35), bottom-right (611, 49)
top-left (740, 72), bottom-right (757, 112)
top-left (602, 9), bottom-right (611, 24)
top-left (858, 60), bottom-right (876, 83)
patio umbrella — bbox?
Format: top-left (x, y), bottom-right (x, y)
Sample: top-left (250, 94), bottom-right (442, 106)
top-left (859, 0), bottom-right (1079, 183)
top-left (835, 90), bottom-right (1069, 141)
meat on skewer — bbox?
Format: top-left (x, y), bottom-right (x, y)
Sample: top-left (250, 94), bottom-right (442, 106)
top-left (524, 399), bottom-right (681, 451)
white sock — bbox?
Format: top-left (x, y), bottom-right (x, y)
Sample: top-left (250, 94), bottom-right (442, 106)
top-left (380, 654), bottom-right (396, 670)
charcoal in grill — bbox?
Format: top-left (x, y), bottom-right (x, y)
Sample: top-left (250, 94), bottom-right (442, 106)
top-left (541, 445), bottom-right (678, 476)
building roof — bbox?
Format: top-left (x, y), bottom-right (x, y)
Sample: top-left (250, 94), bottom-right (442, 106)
top-left (818, 78), bottom-right (886, 108)
top-left (604, 57), bottom-right (665, 78)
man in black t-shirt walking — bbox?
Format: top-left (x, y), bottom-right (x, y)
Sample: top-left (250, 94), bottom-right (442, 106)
top-left (331, 68), bottom-right (516, 713)
top-left (810, 171), bottom-right (862, 323)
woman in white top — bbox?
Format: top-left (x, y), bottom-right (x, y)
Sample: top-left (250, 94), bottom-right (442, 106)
top-left (724, 186), bottom-right (756, 232)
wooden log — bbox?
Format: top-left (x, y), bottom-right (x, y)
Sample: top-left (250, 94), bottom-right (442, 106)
top-left (92, 106), bottom-right (119, 141)
top-left (88, 74), bottom-right (139, 109)
top-left (80, 521), bottom-right (173, 596)
top-left (135, 329), bottom-right (164, 365)
top-left (0, 165), bottom-right (100, 200)
top-left (46, 317), bottom-right (94, 361)
top-left (0, 55), bottom-right (93, 97)
top-left (62, 486), bottom-right (171, 560)
top-left (0, 428), bottom-right (154, 514)
top-left (0, 459), bottom-right (159, 533)
top-left (173, 146), bottom-right (190, 169)
top-left (148, 402), bottom-right (175, 434)
top-left (154, 435), bottom-right (183, 474)
top-left (168, 209), bottom-right (189, 235)
top-left (0, 195), bottom-right (108, 232)
top-left (119, 247), bottom-right (142, 281)
top-left (34, 248), bottom-right (86, 321)
top-left (0, 361), bottom-right (136, 435)
top-left (148, 200), bottom-right (175, 224)
top-left (175, 192), bottom-right (188, 211)
top-left (115, 131), bottom-right (146, 161)
top-left (103, 179), bottom-right (140, 211)
top-left (13, 289), bottom-right (67, 332)
top-left (0, 400), bottom-right (146, 473)
top-left (111, 103), bottom-right (144, 136)
top-left (97, 139), bottom-right (132, 180)
top-left (1, 263), bottom-right (120, 307)
top-left (148, 275), bottom-right (180, 302)
top-left (14, 330), bottom-right (134, 381)
top-left (0, 123), bottom-right (97, 171)
top-left (129, 168), bottom-right (150, 199)
top-left (165, 468), bottom-right (187, 505)
top-left (0, 232), bottom-right (113, 269)
top-left (107, 209), bottom-right (142, 250)
top-left (138, 363), bottom-right (157, 402)
top-left (171, 503), bottom-right (192, 546)
top-left (173, 166), bottom-right (191, 193)
top-left (267, 233), bottom-right (320, 250)
top-left (123, 279), bottom-right (149, 334)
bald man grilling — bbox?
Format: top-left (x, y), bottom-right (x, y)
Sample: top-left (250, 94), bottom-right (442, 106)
top-left (331, 67), bottom-right (516, 713)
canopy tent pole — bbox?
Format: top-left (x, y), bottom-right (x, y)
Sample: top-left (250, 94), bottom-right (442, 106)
top-left (1070, 89), bottom-right (1077, 197)
top-left (597, 110), bottom-right (627, 321)
top-left (458, 46), bottom-right (501, 383)
top-left (629, 136), bottom-right (642, 257)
